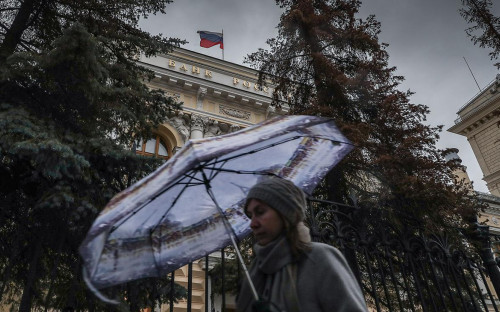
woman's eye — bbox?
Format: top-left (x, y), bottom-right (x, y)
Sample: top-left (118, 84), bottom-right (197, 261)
top-left (255, 209), bottom-right (265, 216)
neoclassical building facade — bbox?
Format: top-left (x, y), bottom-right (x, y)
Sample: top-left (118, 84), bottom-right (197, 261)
top-left (137, 48), bottom-right (284, 312)
top-left (448, 75), bottom-right (500, 197)
top-left (448, 75), bottom-right (500, 305)
top-left (137, 47), bottom-right (285, 159)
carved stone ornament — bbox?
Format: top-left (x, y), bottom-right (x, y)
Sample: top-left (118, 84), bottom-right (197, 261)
top-left (168, 113), bottom-right (189, 142)
top-left (191, 114), bottom-right (207, 133)
top-left (230, 124), bottom-right (241, 133)
top-left (219, 105), bottom-right (251, 120)
top-left (266, 104), bottom-right (277, 119)
top-left (204, 119), bottom-right (221, 138)
top-left (196, 88), bottom-right (207, 109)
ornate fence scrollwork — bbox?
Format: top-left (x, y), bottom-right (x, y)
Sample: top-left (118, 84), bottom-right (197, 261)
top-left (168, 199), bottom-right (499, 312)
top-left (307, 198), bottom-right (500, 312)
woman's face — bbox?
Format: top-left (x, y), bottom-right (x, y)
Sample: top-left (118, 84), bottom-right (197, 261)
top-left (246, 199), bottom-right (284, 246)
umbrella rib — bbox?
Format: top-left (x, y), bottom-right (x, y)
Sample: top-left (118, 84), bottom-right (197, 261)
top-left (175, 181), bottom-right (204, 185)
top-left (151, 172), bottom-right (200, 233)
top-left (109, 173), bottom-right (200, 234)
top-left (199, 158), bottom-right (275, 181)
top-left (207, 159), bottom-right (225, 180)
top-left (109, 136), bottom-right (349, 233)
top-left (198, 136), bottom-right (349, 177)
top-left (180, 171), bottom-right (205, 184)
top-left (145, 172), bottom-right (201, 275)
top-left (200, 158), bottom-right (232, 182)
top-left (204, 167), bottom-right (279, 176)
top-left (205, 135), bottom-right (302, 166)
top-left (148, 172), bottom-right (206, 277)
top-left (204, 135), bottom-right (350, 166)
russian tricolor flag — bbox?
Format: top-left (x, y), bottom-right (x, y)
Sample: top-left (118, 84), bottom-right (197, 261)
top-left (197, 30), bottom-right (223, 49)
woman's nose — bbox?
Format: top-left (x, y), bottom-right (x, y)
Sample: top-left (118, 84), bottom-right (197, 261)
top-left (250, 217), bottom-right (258, 229)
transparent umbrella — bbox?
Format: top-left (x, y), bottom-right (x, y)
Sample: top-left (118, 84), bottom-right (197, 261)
top-left (79, 115), bottom-right (354, 303)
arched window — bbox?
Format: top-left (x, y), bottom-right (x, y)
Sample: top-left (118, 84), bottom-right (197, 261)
top-left (135, 135), bottom-right (171, 160)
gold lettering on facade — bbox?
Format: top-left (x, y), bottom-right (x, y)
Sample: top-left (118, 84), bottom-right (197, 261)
top-left (180, 64), bottom-right (188, 71)
top-left (168, 59), bottom-right (176, 67)
top-left (229, 77), bottom-right (274, 94)
top-left (219, 105), bottom-right (251, 120)
top-left (205, 70), bottom-right (212, 78)
top-left (192, 66), bottom-right (200, 74)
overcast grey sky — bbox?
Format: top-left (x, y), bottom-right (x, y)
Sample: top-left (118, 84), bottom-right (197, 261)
top-left (139, 0), bottom-right (499, 193)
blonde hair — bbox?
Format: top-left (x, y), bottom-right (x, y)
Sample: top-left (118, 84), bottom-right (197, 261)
top-left (281, 211), bottom-right (311, 258)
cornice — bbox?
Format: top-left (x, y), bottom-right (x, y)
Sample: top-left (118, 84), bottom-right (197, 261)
top-left (478, 191), bottom-right (500, 202)
top-left (449, 75), bottom-right (500, 135)
top-left (139, 61), bottom-right (279, 113)
top-left (457, 76), bottom-right (499, 114)
top-left (448, 100), bottom-right (499, 135)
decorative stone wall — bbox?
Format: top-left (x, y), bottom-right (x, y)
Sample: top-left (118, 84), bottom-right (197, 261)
top-left (167, 112), bottom-right (241, 144)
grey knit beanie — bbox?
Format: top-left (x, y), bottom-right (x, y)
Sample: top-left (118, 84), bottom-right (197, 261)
top-left (245, 178), bottom-right (307, 225)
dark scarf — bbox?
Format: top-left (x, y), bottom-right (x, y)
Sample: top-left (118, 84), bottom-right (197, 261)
top-left (237, 236), bottom-right (300, 312)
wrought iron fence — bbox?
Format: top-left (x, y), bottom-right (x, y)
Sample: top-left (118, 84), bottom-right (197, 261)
top-left (158, 199), bottom-right (500, 312)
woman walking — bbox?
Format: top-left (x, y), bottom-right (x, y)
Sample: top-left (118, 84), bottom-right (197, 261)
top-left (237, 178), bottom-right (368, 312)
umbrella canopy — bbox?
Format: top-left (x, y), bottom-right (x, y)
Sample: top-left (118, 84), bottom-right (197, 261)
top-left (80, 115), bottom-right (353, 292)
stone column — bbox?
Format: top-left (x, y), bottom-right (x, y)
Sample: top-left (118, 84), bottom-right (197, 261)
top-left (190, 114), bottom-right (206, 139)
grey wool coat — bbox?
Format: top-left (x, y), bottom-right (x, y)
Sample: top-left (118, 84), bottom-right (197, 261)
top-left (237, 236), bottom-right (368, 312)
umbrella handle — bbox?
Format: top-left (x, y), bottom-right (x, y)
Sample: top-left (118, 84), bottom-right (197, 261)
top-left (227, 228), bottom-right (260, 301)
top-left (203, 181), bottom-right (260, 302)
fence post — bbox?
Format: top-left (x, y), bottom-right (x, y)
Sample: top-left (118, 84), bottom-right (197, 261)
top-left (477, 225), bottom-right (500, 298)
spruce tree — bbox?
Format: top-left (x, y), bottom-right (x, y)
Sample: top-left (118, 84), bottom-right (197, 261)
top-left (0, 1), bottom-right (185, 311)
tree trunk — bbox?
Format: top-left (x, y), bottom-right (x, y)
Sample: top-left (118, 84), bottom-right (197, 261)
top-left (0, 0), bottom-right (38, 65)
top-left (19, 239), bottom-right (42, 312)
top-left (43, 235), bottom-right (65, 312)
top-left (63, 258), bottom-right (81, 311)
top-left (0, 237), bottom-right (22, 301)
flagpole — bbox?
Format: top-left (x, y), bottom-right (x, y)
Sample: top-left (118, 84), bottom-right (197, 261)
top-left (222, 29), bottom-right (224, 60)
